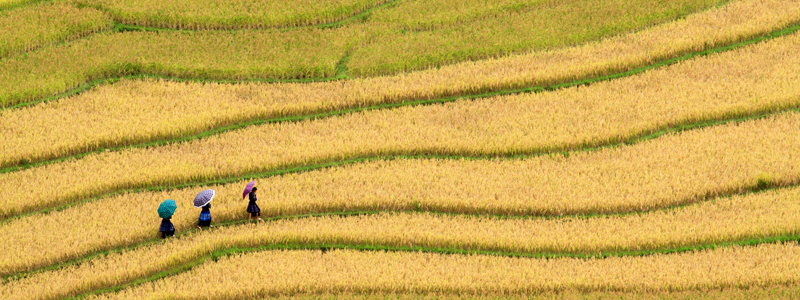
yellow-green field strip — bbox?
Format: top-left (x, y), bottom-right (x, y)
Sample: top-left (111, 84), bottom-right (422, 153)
top-left (0, 40), bottom-right (353, 111)
top-left (0, 0), bottom-right (397, 60)
top-left (0, 27), bottom-right (361, 107)
top-left (2, 0), bottom-right (394, 30)
top-left (0, 0), bottom-right (45, 11)
top-left (0, 2), bottom-right (113, 59)
top-left (88, 0), bottom-right (400, 31)
top-left (3, 20), bottom-right (800, 175)
top-left (0, 0), bottom-right (785, 108)
top-left (2, 3), bottom-right (794, 112)
top-left (0, 0), bottom-right (720, 62)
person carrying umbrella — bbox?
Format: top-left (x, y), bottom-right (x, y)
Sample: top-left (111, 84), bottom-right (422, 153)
top-left (194, 189), bottom-right (215, 229)
top-left (158, 199), bottom-right (177, 238)
top-left (243, 181), bottom-right (262, 221)
top-left (160, 218), bottom-right (175, 238)
top-left (197, 203), bottom-right (212, 229)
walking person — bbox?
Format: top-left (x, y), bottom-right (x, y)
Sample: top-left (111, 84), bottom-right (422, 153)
top-left (197, 202), bottom-right (213, 229)
top-left (160, 217), bottom-right (175, 238)
top-left (157, 199), bottom-right (177, 238)
top-left (247, 187), bottom-right (262, 221)
top-left (193, 189), bottom-right (215, 229)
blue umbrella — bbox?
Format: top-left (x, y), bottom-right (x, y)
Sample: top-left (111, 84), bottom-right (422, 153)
top-left (158, 199), bottom-right (177, 218)
top-left (193, 189), bottom-right (215, 208)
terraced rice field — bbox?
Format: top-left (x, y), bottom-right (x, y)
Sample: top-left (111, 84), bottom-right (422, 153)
top-left (3, 0), bottom-right (800, 299)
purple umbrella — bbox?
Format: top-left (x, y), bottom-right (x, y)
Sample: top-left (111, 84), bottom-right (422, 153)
top-left (193, 189), bottom-right (215, 208)
top-left (242, 181), bottom-right (255, 199)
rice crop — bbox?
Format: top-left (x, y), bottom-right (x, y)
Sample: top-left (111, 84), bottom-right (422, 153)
top-left (5, 14), bottom-right (800, 168)
top-left (0, 0), bottom-right (383, 59)
top-left (350, 0), bottom-right (729, 76)
top-left (0, 0), bottom-right (756, 108)
top-left (73, 0), bottom-right (389, 30)
top-left (4, 0), bottom-right (799, 299)
top-left (349, 0), bottom-right (800, 79)
top-left (0, 25), bottom-right (368, 108)
top-left (364, 0), bottom-right (551, 31)
top-left (3, 181), bottom-right (800, 279)
top-left (0, 0), bottom-right (33, 10)
top-left (85, 244), bottom-right (800, 298)
top-left (3, 51), bottom-right (800, 218)
top-left (0, 2), bottom-right (112, 58)
top-left (257, 288), bottom-right (800, 300)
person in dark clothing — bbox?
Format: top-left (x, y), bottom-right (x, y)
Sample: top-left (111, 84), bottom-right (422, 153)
top-left (197, 202), bottom-right (213, 229)
top-left (247, 187), bottom-right (262, 221)
top-left (159, 217), bottom-right (175, 238)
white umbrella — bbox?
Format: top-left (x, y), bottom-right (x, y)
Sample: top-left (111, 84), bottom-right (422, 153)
top-left (193, 189), bottom-right (215, 208)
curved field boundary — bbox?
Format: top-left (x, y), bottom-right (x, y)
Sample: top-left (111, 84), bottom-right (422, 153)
top-left (132, 287), bottom-right (800, 300)
top-left (0, 0), bottom-right (376, 63)
top-left (78, 243), bottom-right (800, 299)
top-left (82, 0), bottom-right (400, 32)
top-left (0, 2), bottom-right (114, 60)
top-left (0, 0), bottom-right (390, 75)
top-left (0, 0), bottom-right (382, 62)
top-left (70, 240), bottom-right (800, 300)
top-left (2, 103), bottom-right (799, 224)
top-left (1, 0), bottom-right (712, 59)
top-left (0, 45), bottom-right (354, 111)
top-left (4, 177), bottom-right (799, 284)
top-left (0, 0), bottom-right (47, 11)
top-left (74, 0), bottom-right (727, 33)
top-left (1, 2), bottom-right (794, 299)
top-left (3, 22), bottom-right (800, 174)
top-left (75, 240), bottom-right (800, 299)
top-left (2, 1), bottom-right (798, 111)
top-left (1, 0), bottom-right (397, 29)
top-left (0, 25), bottom-right (117, 63)
top-left (13, 228), bottom-right (800, 299)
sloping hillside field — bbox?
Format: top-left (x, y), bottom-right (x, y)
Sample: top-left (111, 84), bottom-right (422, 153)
top-left (3, 0), bottom-right (800, 299)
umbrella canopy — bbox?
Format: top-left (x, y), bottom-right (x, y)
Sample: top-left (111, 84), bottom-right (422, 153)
top-left (242, 181), bottom-right (255, 199)
top-left (158, 199), bottom-right (177, 218)
top-left (194, 189), bottom-right (215, 208)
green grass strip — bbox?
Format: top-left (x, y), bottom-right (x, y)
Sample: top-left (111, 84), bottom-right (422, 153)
top-left (58, 234), bottom-right (800, 299)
